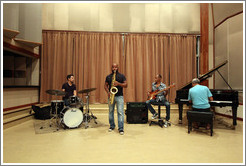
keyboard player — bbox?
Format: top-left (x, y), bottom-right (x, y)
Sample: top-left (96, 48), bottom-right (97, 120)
top-left (188, 78), bottom-right (214, 129)
top-left (176, 61), bottom-right (239, 127)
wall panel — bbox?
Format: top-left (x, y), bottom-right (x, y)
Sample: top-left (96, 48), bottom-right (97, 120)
top-left (3, 88), bottom-right (39, 109)
top-left (228, 13), bottom-right (243, 90)
top-left (42, 3), bottom-right (200, 33)
top-left (215, 22), bottom-right (229, 89)
top-left (3, 3), bottom-right (19, 30)
top-left (18, 3), bottom-right (42, 43)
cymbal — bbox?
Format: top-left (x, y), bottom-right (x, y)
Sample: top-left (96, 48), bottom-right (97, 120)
top-left (78, 88), bottom-right (97, 94)
top-left (46, 89), bottom-right (66, 96)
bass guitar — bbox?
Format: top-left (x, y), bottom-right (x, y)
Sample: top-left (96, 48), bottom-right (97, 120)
top-left (147, 83), bottom-right (175, 100)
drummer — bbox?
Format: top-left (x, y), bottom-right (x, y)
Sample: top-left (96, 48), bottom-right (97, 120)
top-left (62, 74), bottom-right (77, 106)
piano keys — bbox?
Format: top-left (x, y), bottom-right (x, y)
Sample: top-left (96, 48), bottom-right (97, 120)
top-left (175, 60), bottom-right (239, 127)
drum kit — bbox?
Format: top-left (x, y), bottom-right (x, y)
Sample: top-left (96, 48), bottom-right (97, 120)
top-left (45, 88), bottom-right (97, 130)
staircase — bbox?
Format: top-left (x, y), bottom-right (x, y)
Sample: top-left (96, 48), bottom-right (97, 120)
top-left (3, 103), bottom-right (50, 130)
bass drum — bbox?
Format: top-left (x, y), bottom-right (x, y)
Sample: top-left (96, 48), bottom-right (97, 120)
top-left (60, 107), bottom-right (83, 129)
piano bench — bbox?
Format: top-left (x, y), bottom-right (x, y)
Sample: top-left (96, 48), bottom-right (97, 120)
top-left (149, 103), bottom-right (171, 128)
top-left (187, 110), bottom-right (214, 136)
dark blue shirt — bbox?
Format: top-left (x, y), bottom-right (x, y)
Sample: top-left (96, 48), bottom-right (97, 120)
top-left (105, 72), bottom-right (126, 96)
top-left (62, 83), bottom-right (76, 99)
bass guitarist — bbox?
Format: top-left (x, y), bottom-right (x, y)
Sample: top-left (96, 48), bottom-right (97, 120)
top-left (146, 74), bottom-right (171, 127)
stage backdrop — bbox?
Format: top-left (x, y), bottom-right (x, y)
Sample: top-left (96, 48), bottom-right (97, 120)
top-left (40, 31), bottom-right (196, 103)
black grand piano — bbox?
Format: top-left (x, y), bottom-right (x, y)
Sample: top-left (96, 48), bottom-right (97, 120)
top-left (175, 60), bottom-right (239, 127)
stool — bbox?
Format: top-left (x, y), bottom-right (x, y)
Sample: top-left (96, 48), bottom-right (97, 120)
top-left (187, 110), bottom-right (214, 136)
top-left (149, 103), bottom-right (171, 128)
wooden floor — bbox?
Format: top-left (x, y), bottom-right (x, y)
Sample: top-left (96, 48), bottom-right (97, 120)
top-left (2, 104), bottom-right (244, 164)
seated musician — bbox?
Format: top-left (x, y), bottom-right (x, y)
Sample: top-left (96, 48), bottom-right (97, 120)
top-left (188, 78), bottom-right (213, 129)
top-left (62, 74), bottom-right (77, 106)
top-left (146, 74), bottom-right (170, 127)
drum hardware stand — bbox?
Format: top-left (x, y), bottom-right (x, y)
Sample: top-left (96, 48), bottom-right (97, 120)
top-left (84, 92), bottom-right (97, 129)
top-left (45, 89), bottom-right (67, 131)
top-left (49, 94), bottom-right (60, 131)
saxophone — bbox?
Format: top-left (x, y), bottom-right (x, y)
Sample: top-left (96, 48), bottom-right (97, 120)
top-left (109, 70), bottom-right (118, 104)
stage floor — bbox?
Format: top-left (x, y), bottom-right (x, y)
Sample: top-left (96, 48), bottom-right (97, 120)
top-left (2, 106), bottom-right (244, 164)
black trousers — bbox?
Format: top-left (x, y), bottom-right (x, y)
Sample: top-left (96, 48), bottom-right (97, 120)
top-left (192, 107), bottom-right (211, 112)
top-left (192, 107), bottom-right (211, 127)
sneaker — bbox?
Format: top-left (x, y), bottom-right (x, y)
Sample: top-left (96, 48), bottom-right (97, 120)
top-left (119, 130), bottom-right (124, 135)
top-left (164, 121), bottom-right (168, 128)
top-left (151, 113), bottom-right (158, 119)
top-left (108, 127), bottom-right (114, 132)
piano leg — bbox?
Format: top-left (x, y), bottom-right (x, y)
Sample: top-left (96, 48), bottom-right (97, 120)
top-left (178, 104), bottom-right (183, 124)
top-left (232, 106), bottom-right (237, 127)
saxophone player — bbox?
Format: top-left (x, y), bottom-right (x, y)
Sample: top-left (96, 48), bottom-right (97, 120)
top-left (104, 63), bottom-right (127, 135)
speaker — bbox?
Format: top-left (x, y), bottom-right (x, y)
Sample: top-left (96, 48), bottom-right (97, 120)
top-left (125, 102), bottom-right (148, 124)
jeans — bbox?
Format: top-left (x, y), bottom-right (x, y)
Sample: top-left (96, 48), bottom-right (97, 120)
top-left (108, 96), bottom-right (124, 131)
top-left (146, 99), bottom-right (170, 121)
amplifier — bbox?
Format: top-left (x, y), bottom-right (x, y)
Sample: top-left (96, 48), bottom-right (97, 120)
top-left (125, 102), bottom-right (148, 124)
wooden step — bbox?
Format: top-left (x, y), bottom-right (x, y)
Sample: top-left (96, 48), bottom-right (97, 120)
top-left (3, 108), bottom-right (32, 119)
top-left (3, 103), bottom-right (51, 130)
top-left (3, 113), bottom-right (35, 130)
top-left (3, 111), bottom-right (34, 123)
top-left (3, 103), bottom-right (50, 115)
top-left (3, 106), bottom-right (32, 115)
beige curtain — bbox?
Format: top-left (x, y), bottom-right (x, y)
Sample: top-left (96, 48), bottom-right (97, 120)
top-left (40, 31), bottom-right (74, 101)
top-left (40, 31), bottom-right (122, 103)
top-left (169, 35), bottom-right (197, 102)
top-left (124, 34), bottom-right (170, 102)
top-left (73, 32), bottom-right (123, 103)
top-left (124, 34), bottom-right (196, 103)
top-left (40, 31), bottom-right (197, 103)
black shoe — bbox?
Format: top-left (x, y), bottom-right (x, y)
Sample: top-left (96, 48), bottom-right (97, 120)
top-left (119, 130), bottom-right (124, 135)
top-left (108, 127), bottom-right (115, 132)
top-left (151, 113), bottom-right (158, 119)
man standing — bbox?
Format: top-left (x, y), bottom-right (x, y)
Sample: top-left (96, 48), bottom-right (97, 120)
top-left (188, 78), bottom-right (213, 128)
top-left (146, 74), bottom-right (170, 127)
top-left (104, 63), bottom-right (127, 135)
top-left (62, 74), bottom-right (77, 106)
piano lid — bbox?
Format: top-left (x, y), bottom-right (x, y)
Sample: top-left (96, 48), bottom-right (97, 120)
top-left (178, 60), bottom-right (228, 90)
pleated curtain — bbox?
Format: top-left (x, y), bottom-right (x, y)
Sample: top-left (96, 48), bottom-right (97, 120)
top-left (40, 31), bottom-right (197, 103)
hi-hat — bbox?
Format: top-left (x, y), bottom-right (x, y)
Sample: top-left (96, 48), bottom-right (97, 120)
top-left (78, 88), bottom-right (97, 94)
top-left (46, 89), bottom-right (66, 96)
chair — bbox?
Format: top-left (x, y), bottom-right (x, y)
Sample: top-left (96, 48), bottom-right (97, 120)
top-left (149, 102), bottom-right (171, 128)
top-left (187, 110), bottom-right (214, 136)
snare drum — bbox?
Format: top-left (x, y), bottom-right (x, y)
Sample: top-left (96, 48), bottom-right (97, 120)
top-left (69, 96), bottom-right (84, 108)
top-left (51, 100), bottom-right (64, 115)
top-left (60, 107), bottom-right (83, 128)
top-left (69, 96), bottom-right (79, 105)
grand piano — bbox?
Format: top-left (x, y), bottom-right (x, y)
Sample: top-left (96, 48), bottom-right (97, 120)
top-left (175, 60), bottom-right (239, 127)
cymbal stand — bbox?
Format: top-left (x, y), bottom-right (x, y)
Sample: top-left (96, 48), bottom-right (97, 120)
top-left (84, 92), bottom-right (97, 129)
top-left (49, 94), bottom-right (60, 131)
